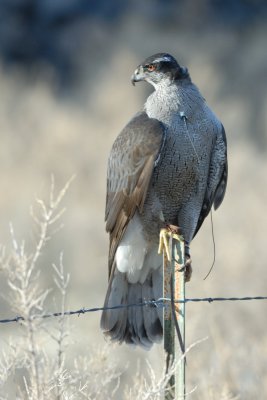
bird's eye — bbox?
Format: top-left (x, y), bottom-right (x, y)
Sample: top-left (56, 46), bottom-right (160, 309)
top-left (146, 64), bottom-right (156, 72)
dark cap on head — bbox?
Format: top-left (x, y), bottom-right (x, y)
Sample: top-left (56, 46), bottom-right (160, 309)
top-left (131, 53), bottom-right (189, 86)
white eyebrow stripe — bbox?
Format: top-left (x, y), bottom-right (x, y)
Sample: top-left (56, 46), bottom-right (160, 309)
top-left (153, 56), bottom-right (172, 63)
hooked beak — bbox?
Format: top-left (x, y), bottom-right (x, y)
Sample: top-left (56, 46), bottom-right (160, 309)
top-left (131, 66), bottom-right (144, 86)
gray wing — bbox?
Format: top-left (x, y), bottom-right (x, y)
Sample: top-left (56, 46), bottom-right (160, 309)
top-left (193, 124), bottom-right (228, 237)
top-left (106, 111), bottom-right (165, 276)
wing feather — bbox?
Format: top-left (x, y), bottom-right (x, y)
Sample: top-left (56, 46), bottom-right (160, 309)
top-left (106, 112), bottom-right (165, 276)
top-left (193, 124), bottom-right (228, 237)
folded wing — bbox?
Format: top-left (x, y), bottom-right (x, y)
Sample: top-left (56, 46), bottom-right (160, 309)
top-left (105, 111), bottom-right (165, 276)
top-left (193, 124), bottom-right (228, 237)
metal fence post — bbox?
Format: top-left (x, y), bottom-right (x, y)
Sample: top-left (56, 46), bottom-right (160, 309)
top-left (163, 231), bottom-right (185, 399)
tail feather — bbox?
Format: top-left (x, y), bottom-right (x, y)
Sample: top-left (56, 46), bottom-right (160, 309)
top-left (110, 306), bottom-right (127, 342)
top-left (142, 276), bottom-right (162, 343)
top-left (152, 269), bottom-right (163, 326)
top-left (100, 267), bottom-right (163, 348)
top-left (128, 283), bottom-right (152, 347)
top-left (100, 271), bottom-right (128, 341)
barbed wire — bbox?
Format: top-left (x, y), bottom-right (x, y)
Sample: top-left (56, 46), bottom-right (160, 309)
top-left (1, 295), bottom-right (267, 324)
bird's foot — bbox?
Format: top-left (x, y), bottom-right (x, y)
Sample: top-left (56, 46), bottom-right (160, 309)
top-left (184, 255), bottom-right (192, 282)
top-left (158, 225), bottom-right (183, 262)
top-left (158, 227), bottom-right (192, 282)
top-left (184, 242), bottom-right (192, 282)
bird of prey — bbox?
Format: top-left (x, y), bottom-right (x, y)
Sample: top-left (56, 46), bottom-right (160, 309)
top-left (100, 53), bottom-right (227, 348)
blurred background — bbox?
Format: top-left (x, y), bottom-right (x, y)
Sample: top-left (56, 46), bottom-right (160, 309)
top-left (0, 0), bottom-right (267, 398)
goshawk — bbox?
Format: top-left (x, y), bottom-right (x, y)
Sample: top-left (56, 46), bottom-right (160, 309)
top-left (100, 53), bottom-right (228, 348)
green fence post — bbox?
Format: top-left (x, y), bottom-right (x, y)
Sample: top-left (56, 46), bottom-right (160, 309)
top-left (162, 231), bottom-right (185, 399)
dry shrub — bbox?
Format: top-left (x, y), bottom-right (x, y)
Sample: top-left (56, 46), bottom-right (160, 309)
top-left (0, 178), bottom-right (121, 399)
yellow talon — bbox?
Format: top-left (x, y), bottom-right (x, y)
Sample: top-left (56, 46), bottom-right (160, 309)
top-left (158, 227), bottom-right (183, 261)
top-left (158, 228), bottom-right (171, 261)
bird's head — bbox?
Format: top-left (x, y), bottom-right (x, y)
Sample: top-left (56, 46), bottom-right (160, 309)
top-left (131, 53), bottom-right (189, 88)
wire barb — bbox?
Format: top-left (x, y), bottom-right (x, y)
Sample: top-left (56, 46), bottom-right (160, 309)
top-left (1, 295), bottom-right (267, 324)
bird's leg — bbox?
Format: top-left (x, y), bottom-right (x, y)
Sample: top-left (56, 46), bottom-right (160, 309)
top-left (184, 241), bottom-right (192, 282)
top-left (158, 224), bottom-right (183, 262)
top-left (158, 227), bottom-right (192, 282)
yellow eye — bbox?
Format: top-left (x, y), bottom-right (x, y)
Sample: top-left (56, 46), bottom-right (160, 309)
top-left (147, 64), bottom-right (156, 72)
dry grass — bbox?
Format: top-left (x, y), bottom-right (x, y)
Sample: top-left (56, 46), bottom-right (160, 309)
top-left (0, 179), bottom-right (123, 399)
